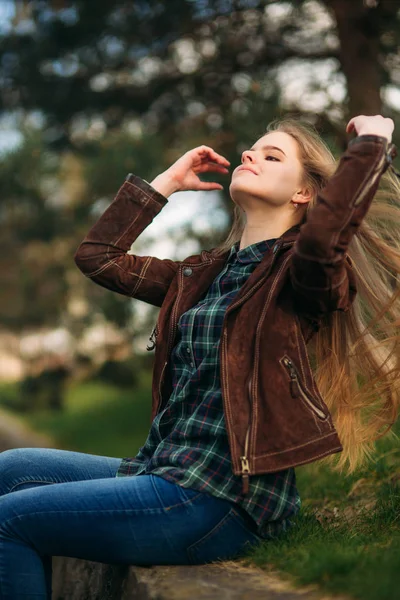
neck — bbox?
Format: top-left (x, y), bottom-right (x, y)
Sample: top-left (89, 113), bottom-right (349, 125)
top-left (239, 210), bottom-right (299, 251)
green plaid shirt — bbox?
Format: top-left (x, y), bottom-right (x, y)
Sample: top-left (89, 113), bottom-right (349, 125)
top-left (116, 238), bottom-right (301, 539)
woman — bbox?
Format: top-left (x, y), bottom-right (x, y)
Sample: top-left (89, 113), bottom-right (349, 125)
top-left (0, 114), bottom-right (399, 598)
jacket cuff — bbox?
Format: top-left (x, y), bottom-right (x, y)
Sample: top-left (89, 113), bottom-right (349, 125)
top-left (348, 134), bottom-right (389, 148)
top-left (124, 172), bottom-right (169, 208)
top-left (348, 135), bottom-right (398, 173)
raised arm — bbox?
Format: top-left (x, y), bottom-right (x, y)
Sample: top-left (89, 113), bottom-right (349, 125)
top-left (74, 146), bottom-right (231, 308)
top-left (290, 115), bottom-right (397, 317)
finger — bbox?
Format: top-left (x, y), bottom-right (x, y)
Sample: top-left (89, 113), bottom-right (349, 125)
top-left (195, 163), bottom-right (229, 174)
top-left (386, 117), bottom-right (395, 132)
top-left (346, 118), bottom-right (356, 133)
top-left (197, 146), bottom-right (230, 166)
top-left (197, 181), bottom-right (224, 191)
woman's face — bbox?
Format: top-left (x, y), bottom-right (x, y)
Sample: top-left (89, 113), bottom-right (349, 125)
top-left (229, 131), bottom-right (306, 212)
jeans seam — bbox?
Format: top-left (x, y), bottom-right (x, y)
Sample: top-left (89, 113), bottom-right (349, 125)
top-left (150, 475), bottom-right (204, 511)
top-left (229, 508), bottom-right (262, 541)
top-left (187, 507), bottom-right (235, 560)
top-left (9, 479), bottom-right (57, 493)
top-left (0, 504), bottom-right (188, 535)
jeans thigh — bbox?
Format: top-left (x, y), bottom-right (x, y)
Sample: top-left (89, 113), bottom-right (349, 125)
top-left (0, 474), bottom-right (223, 567)
top-left (0, 474), bottom-right (261, 567)
top-left (0, 447), bottom-right (122, 495)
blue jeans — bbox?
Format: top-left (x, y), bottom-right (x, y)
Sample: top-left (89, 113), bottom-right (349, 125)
top-left (0, 447), bottom-right (262, 599)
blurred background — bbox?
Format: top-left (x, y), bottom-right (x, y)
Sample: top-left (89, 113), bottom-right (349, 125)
top-left (0, 0), bottom-right (399, 459)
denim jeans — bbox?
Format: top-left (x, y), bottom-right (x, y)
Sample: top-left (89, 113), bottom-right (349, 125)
top-left (0, 447), bottom-right (262, 599)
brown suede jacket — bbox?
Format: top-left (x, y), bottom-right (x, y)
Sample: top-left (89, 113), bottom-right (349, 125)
top-left (74, 134), bottom-right (397, 494)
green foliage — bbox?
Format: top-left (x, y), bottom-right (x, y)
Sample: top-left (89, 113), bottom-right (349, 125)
top-left (82, 130), bottom-right (169, 197)
top-left (0, 129), bottom-right (62, 242)
top-left (0, 381), bottom-right (22, 412)
top-left (92, 357), bottom-right (139, 389)
top-left (241, 417), bottom-right (400, 599)
top-left (18, 366), bottom-right (70, 412)
top-left (245, 491), bottom-right (400, 600)
top-left (1, 0), bottom-right (399, 148)
top-left (22, 372), bottom-right (152, 457)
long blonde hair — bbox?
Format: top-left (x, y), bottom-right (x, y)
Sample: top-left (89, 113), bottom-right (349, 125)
top-left (213, 118), bottom-right (400, 475)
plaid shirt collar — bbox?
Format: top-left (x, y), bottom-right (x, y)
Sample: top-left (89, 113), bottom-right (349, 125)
top-left (227, 238), bottom-right (278, 265)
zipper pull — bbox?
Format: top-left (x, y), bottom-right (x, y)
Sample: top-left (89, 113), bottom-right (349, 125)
top-left (240, 456), bottom-right (250, 495)
top-left (283, 357), bottom-right (299, 396)
top-left (146, 325), bottom-right (157, 351)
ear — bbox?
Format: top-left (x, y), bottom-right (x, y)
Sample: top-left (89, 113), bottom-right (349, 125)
top-left (292, 185), bottom-right (313, 206)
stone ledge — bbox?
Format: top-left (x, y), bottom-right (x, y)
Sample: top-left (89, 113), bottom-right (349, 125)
top-left (52, 556), bottom-right (352, 600)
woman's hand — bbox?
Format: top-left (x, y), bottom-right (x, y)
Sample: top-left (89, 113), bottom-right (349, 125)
top-left (150, 146), bottom-right (230, 197)
top-left (346, 115), bottom-right (394, 144)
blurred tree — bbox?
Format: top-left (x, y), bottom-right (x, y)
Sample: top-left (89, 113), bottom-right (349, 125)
top-left (323, 0), bottom-right (399, 117)
top-left (0, 125), bottom-right (172, 337)
top-left (1, 0), bottom-right (399, 367)
top-left (0, 129), bottom-right (70, 330)
top-left (1, 0), bottom-right (398, 151)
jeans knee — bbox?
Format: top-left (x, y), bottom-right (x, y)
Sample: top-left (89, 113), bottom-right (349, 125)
top-left (0, 448), bottom-right (39, 466)
top-left (0, 448), bottom-right (42, 495)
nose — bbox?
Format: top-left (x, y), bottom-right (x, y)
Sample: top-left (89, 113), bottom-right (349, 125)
top-left (241, 150), bottom-right (255, 164)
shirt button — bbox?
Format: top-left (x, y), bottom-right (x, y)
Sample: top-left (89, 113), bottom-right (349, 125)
top-left (190, 362), bottom-right (194, 367)
top-left (186, 348), bottom-right (191, 353)
top-left (183, 267), bottom-right (193, 277)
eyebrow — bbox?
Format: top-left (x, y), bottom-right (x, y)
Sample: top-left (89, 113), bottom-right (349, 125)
top-left (249, 144), bottom-right (287, 156)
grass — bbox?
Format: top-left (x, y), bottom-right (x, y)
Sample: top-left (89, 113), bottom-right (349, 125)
top-left (243, 489), bottom-right (400, 600)
top-left (1, 374), bottom-right (399, 599)
top-left (242, 419), bottom-right (400, 600)
top-left (17, 371), bottom-right (153, 458)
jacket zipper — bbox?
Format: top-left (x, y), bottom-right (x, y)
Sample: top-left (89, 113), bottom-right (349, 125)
top-left (281, 356), bottom-right (327, 419)
top-left (222, 241), bottom-right (289, 494)
top-left (240, 422), bottom-right (251, 495)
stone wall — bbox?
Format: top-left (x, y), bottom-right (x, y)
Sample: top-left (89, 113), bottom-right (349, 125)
top-left (51, 557), bottom-right (328, 600)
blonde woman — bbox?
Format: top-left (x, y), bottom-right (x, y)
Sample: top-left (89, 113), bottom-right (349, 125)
top-left (0, 114), bottom-right (399, 598)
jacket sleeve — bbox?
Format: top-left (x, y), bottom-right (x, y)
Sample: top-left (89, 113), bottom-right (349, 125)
top-left (73, 173), bottom-right (180, 308)
top-left (290, 134), bottom-right (397, 317)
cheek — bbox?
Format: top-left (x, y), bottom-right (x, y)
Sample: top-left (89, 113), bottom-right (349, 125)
top-left (277, 167), bottom-right (298, 192)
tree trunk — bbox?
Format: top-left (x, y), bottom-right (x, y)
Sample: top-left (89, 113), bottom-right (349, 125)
top-left (325, 0), bottom-right (382, 117)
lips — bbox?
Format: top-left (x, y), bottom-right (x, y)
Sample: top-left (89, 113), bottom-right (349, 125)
top-left (236, 166), bottom-right (258, 175)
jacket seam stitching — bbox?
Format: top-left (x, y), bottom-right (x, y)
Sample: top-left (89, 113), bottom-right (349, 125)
top-left (293, 324), bottom-right (323, 434)
top-left (251, 445), bottom-right (343, 470)
top-left (329, 147), bottom-right (384, 258)
top-left (130, 256), bottom-right (152, 297)
top-left (295, 324), bottom-right (324, 433)
top-left (294, 147), bottom-right (383, 270)
top-left (346, 144), bottom-right (385, 210)
top-left (113, 194), bottom-right (151, 246)
top-left (124, 179), bottom-right (166, 206)
top-left (84, 257), bottom-right (170, 289)
top-left (255, 431), bottom-right (338, 458)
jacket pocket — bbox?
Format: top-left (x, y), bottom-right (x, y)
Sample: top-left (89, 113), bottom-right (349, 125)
top-left (186, 507), bottom-right (261, 565)
top-left (279, 354), bottom-right (328, 420)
